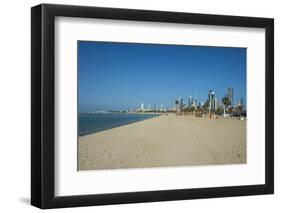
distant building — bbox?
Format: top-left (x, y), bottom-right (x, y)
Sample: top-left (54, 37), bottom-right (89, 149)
top-left (175, 97), bottom-right (183, 112)
top-left (208, 90), bottom-right (216, 112)
top-left (217, 99), bottom-right (222, 109)
top-left (188, 96), bottom-right (192, 107)
top-left (140, 102), bottom-right (144, 111)
top-left (214, 98), bottom-right (218, 111)
top-left (175, 99), bottom-right (180, 112)
top-left (179, 97), bottom-right (183, 110)
top-left (192, 99), bottom-right (198, 108)
top-left (227, 87), bottom-right (234, 106)
top-left (240, 98), bottom-right (244, 107)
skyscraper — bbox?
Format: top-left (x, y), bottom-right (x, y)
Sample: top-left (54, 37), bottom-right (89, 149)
top-left (188, 96), bottom-right (192, 108)
top-left (175, 97), bottom-right (183, 112)
top-left (175, 99), bottom-right (180, 112)
top-left (179, 97), bottom-right (183, 110)
top-left (140, 102), bottom-right (144, 111)
top-left (227, 87), bottom-right (234, 106)
top-left (192, 99), bottom-right (198, 108)
top-left (208, 90), bottom-right (216, 111)
top-left (214, 98), bottom-right (218, 111)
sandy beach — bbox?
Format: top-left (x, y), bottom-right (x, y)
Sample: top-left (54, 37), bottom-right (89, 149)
top-left (78, 114), bottom-right (246, 170)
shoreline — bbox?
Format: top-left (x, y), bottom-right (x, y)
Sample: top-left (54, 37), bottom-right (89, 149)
top-left (79, 114), bottom-right (246, 170)
top-left (79, 113), bottom-right (161, 137)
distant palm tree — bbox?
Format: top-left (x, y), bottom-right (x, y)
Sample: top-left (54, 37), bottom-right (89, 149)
top-left (236, 105), bottom-right (243, 112)
top-left (202, 100), bottom-right (209, 114)
top-left (222, 96), bottom-right (231, 107)
top-left (216, 107), bottom-right (223, 114)
top-left (182, 107), bottom-right (188, 115)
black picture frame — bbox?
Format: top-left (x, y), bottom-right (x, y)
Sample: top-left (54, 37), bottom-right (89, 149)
top-left (31, 3), bottom-right (274, 209)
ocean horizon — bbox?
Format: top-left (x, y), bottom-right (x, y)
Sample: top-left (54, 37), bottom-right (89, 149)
top-left (79, 113), bottom-right (159, 136)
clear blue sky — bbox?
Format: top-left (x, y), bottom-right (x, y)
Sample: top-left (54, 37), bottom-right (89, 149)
top-left (78, 41), bottom-right (246, 112)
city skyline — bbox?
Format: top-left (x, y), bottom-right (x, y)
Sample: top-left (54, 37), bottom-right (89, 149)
top-left (78, 41), bottom-right (246, 112)
top-left (132, 87), bottom-right (244, 113)
top-left (79, 87), bottom-right (245, 113)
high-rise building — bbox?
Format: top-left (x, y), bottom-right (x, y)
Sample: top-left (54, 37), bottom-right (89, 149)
top-left (188, 96), bottom-right (192, 107)
top-left (175, 99), bottom-right (180, 112)
top-left (175, 97), bottom-right (183, 112)
top-left (217, 99), bottom-right (221, 109)
top-left (227, 87), bottom-right (234, 106)
top-left (179, 97), bottom-right (183, 110)
top-left (208, 90), bottom-right (216, 111)
top-left (140, 102), bottom-right (144, 111)
top-left (192, 100), bottom-right (198, 108)
top-left (214, 98), bottom-right (218, 111)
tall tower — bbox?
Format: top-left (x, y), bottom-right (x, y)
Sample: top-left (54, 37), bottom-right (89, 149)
top-left (227, 87), bottom-right (234, 106)
top-left (179, 97), bottom-right (183, 110)
top-left (208, 90), bottom-right (216, 111)
top-left (214, 98), bottom-right (218, 111)
top-left (175, 98), bottom-right (180, 112)
top-left (188, 96), bottom-right (192, 107)
top-left (140, 102), bottom-right (144, 111)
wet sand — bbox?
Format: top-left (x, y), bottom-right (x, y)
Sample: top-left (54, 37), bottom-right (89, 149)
top-left (78, 114), bottom-right (246, 170)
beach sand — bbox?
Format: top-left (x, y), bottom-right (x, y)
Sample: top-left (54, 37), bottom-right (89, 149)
top-left (78, 114), bottom-right (246, 170)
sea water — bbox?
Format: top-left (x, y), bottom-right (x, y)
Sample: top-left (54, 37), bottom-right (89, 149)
top-left (79, 113), bottom-right (159, 136)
